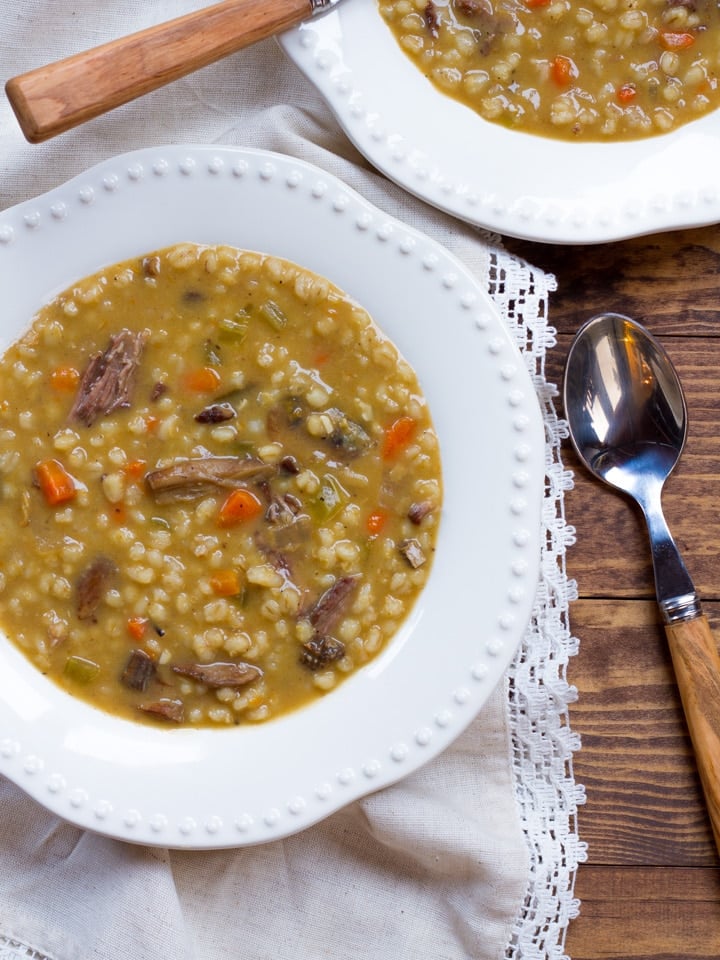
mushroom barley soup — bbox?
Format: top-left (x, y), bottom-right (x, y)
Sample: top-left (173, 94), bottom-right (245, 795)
top-left (379, 0), bottom-right (720, 140)
top-left (0, 243), bottom-right (442, 727)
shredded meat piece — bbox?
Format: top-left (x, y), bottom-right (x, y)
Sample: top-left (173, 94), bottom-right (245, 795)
top-left (121, 649), bottom-right (156, 692)
top-left (265, 493), bottom-right (301, 525)
top-left (454, 0), bottom-right (493, 15)
top-left (150, 381), bottom-right (168, 402)
top-left (145, 456), bottom-right (276, 503)
top-left (69, 329), bottom-right (147, 427)
top-left (308, 575), bottom-right (360, 636)
top-left (194, 402), bottom-right (236, 423)
top-left (399, 538), bottom-right (427, 569)
top-left (408, 500), bottom-right (434, 525)
top-left (171, 661), bottom-right (262, 687)
top-left (75, 555), bottom-right (117, 621)
top-left (450, 0), bottom-right (515, 54)
top-left (300, 635), bottom-right (346, 671)
top-left (138, 698), bottom-right (184, 723)
top-left (424, 0), bottom-right (441, 37)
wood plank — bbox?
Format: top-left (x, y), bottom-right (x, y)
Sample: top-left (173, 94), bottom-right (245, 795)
top-left (504, 226), bottom-right (720, 336)
top-left (569, 599), bottom-right (720, 865)
top-left (566, 866), bottom-right (720, 960)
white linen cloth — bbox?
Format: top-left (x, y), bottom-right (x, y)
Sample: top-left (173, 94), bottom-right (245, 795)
top-left (0, 4), bottom-right (586, 958)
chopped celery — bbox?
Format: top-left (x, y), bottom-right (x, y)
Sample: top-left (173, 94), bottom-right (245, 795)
top-left (64, 655), bottom-right (100, 684)
top-left (219, 311), bottom-right (250, 341)
top-left (204, 338), bottom-right (222, 365)
top-left (259, 300), bottom-right (288, 331)
top-left (312, 474), bottom-right (349, 522)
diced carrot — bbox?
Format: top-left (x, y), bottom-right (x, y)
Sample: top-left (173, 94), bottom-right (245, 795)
top-left (527, 0), bottom-right (550, 8)
top-left (49, 365), bottom-right (80, 392)
top-left (382, 416), bottom-right (417, 459)
top-left (217, 488), bottom-right (263, 527)
top-left (551, 54), bottom-right (576, 86)
top-left (183, 366), bottom-right (222, 393)
top-left (125, 459), bottom-right (147, 481)
top-left (659, 30), bottom-right (695, 51)
top-left (616, 83), bottom-right (637, 104)
top-left (127, 616), bottom-right (149, 641)
top-left (209, 569), bottom-right (243, 596)
top-left (111, 502), bottom-right (127, 525)
top-left (34, 458), bottom-right (77, 505)
top-left (144, 415), bottom-right (159, 434)
top-left (314, 349), bottom-right (330, 366)
top-left (366, 509), bottom-right (389, 536)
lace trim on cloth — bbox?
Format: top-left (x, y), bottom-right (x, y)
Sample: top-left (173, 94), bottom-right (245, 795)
top-left (486, 247), bottom-right (588, 960)
top-left (0, 936), bottom-right (54, 960)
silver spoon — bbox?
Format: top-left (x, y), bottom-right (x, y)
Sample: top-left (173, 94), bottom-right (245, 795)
top-left (564, 311), bottom-right (720, 854)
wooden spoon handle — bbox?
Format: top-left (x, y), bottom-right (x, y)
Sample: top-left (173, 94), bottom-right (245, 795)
top-left (5, 0), bottom-right (312, 143)
top-left (665, 614), bottom-right (720, 854)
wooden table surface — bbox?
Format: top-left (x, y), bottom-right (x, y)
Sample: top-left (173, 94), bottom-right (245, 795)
top-left (504, 228), bottom-right (720, 960)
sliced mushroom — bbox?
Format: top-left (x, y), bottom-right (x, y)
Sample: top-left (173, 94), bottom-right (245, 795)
top-left (171, 661), bottom-right (262, 687)
top-left (69, 329), bottom-right (147, 427)
top-left (76, 555), bottom-right (117, 622)
top-left (145, 456), bottom-right (276, 503)
top-left (194, 402), bottom-right (236, 424)
top-left (307, 408), bottom-right (374, 458)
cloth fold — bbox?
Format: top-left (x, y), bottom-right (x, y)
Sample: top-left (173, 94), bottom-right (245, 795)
top-left (0, 4), bottom-right (584, 958)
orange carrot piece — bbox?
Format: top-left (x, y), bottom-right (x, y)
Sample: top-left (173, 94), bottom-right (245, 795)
top-left (125, 459), bottom-right (147, 481)
top-left (217, 488), bottom-right (263, 527)
top-left (183, 367), bottom-right (222, 393)
top-left (616, 83), bottom-right (637, 103)
top-left (49, 365), bottom-right (80, 392)
top-left (209, 569), bottom-right (243, 596)
top-left (382, 416), bottom-right (417, 459)
top-left (35, 458), bottom-right (77, 505)
top-left (551, 54), bottom-right (576, 86)
top-left (127, 616), bottom-right (149, 641)
top-left (659, 30), bottom-right (695, 50)
top-left (366, 509), bottom-right (389, 536)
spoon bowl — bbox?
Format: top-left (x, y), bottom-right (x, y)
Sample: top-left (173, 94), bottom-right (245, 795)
top-left (564, 312), bottom-right (720, 855)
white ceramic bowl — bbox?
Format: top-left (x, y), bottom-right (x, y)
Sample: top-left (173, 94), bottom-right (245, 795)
top-left (0, 145), bottom-right (543, 848)
top-left (279, 0), bottom-right (720, 244)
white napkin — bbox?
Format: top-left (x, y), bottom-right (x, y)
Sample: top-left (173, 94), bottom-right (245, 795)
top-left (0, 4), bottom-right (585, 959)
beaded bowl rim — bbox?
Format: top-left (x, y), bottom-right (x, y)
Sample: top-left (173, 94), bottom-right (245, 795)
top-left (0, 145), bottom-right (543, 848)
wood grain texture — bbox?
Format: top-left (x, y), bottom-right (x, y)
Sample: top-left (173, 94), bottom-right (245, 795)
top-left (505, 226), bottom-right (720, 336)
top-left (505, 224), bottom-right (720, 957)
top-left (5, 0), bottom-right (311, 142)
top-left (568, 866), bottom-right (720, 960)
top-left (665, 616), bottom-right (720, 856)
top-left (569, 599), bottom-right (717, 865)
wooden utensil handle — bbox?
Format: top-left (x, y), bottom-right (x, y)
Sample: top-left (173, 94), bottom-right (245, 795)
top-left (665, 614), bottom-right (720, 855)
top-left (5, 0), bottom-right (312, 143)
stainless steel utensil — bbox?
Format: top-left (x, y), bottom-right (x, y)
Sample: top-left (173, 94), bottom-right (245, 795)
top-left (564, 311), bottom-right (720, 854)
top-left (5, 0), bottom-right (341, 143)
